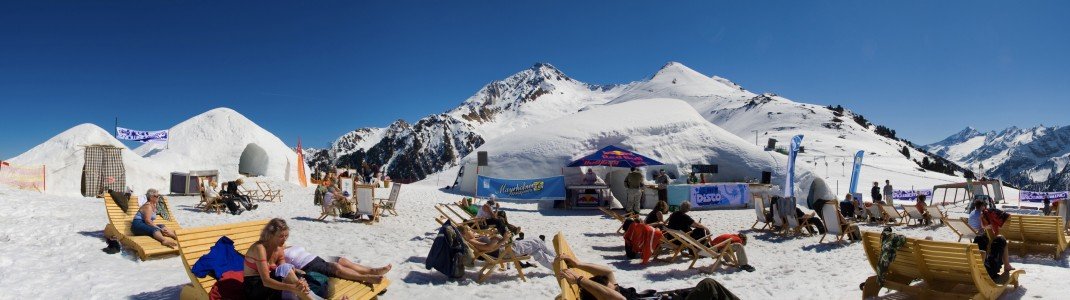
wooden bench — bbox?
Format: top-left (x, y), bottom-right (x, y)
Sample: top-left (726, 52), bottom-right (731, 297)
top-left (999, 215), bottom-right (1068, 259)
top-left (102, 194), bottom-right (181, 260)
top-left (860, 231), bottom-right (1022, 300)
top-left (175, 219), bottom-right (390, 300)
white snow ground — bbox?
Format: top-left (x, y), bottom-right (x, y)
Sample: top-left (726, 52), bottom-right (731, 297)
top-left (1, 180), bottom-right (1067, 300)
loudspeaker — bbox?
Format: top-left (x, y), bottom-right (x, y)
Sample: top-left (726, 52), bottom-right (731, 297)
top-left (766, 138), bottom-right (777, 150)
top-left (477, 151), bottom-right (488, 166)
top-left (761, 171), bottom-right (772, 184)
top-left (798, 146), bottom-right (805, 153)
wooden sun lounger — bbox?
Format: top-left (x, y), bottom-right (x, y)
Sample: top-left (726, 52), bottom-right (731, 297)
top-left (663, 229), bottom-right (737, 273)
top-left (175, 219), bottom-right (390, 300)
top-left (999, 215), bottom-right (1069, 259)
top-left (944, 217), bottom-right (980, 242)
top-left (103, 193), bottom-right (182, 261)
top-left (552, 232), bottom-right (593, 300)
top-left (860, 231), bottom-right (1022, 300)
top-left (196, 191), bottom-right (224, 214)
top-left (820, 201), bottom-right (858, 243)
top-left (239, 184), bottom-right (267, 201)
top-left (751, 197), bottom-right (771, 230)
top-left (879, 204), bottom-right (904, 226)
top-left (598, 207), bottom-right (636, 234)
top-left (374, 183), bottom-right (401, 216)
top-left (925, 205), bottom-right (946, 224)
top-left (454, 224), bottom-right (531, 283)
top-left (255, 181), bottom-right (282, 202)
top-left (901, 205), bottom-right (928, 226)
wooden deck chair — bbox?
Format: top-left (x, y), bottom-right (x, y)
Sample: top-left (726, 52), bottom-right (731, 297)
top-left (552, 232), bottom-right (593, 300)
top-left (196, 190), bottom-right (224, 214)
top-left (457, 227), bottom-right (532, 283)
top-left (865, 204), bottom-right (883, 224)
top-left (782, 210), bottom-right (814, 236)
top-left (1001, 215), bottom-right (1069, 259)
top-left (435, 204), bottom-right (492, 235)
top-left (944, 217), bottom-right (979, 242)
top-left (925, 205), bottom-right (946, 225)
top-left (318, 195), bottom-right (347, 221)
top-left (599, 207), bottom-right (636, 234)
top-left (373, 183), bottom-right (401, 216)
top-left (879, 204), bottom-right (904, 225)
top-left (103, 194), bottom-right (181, 260)
top-left (652, 230), bottom-right (688, 262)
top-left (819, 201), bottom-right (857, 243)
top-left (239, 184), bottom-right (266, 201)
top-left (1057, 202), bottom-right (1069, 233)
top-left (751, 197), bottom-right (771, 230)
top-left (255, 181), bottom-right (281, 202)
top-left (860, 231), bottom-right (1021, 300)
top-left (353, 184), bottom-right (380, 223)
top-left (901, 205), bottom-right (927, 226)
top-left (663, 229), bottom-right (738, 273)
top-left (175, 219), bottom-right (390, 300)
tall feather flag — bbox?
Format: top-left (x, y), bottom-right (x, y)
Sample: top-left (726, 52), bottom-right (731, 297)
top-left (849, 150), bottom-right (864, 199)
top-left (784, 134), bottom-right (804, 199)
top-left (296, 138), bottom-right (308, 187)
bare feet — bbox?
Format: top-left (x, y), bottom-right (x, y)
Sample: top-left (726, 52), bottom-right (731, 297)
top-left (373, 264), bottom-right (392, 275)
top-left (360, 275), bottom-right (384, 285)
top-left (162, 239), bottom-right (178, 248)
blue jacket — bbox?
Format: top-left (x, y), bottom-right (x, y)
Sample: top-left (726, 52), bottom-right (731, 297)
top-left (424, 221), bottom-right (468, 278)
top-left (191, 236), bottom-right (245, 279)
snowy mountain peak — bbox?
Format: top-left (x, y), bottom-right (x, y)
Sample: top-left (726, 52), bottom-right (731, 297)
top-left (650, 61), bottom-right (708, 83)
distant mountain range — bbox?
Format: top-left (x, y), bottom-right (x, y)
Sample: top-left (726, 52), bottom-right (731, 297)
top-left (307, 62), bottom-right (966, 186)
top-left (925, 125), bottom-right (1070, 191)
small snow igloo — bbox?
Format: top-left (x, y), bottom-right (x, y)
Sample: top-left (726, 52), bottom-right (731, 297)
top-left (238, 143), bottom-right (269, 177)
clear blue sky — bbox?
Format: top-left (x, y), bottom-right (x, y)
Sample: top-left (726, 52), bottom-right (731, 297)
top-left (2, 1), bottom-right (1067, 159)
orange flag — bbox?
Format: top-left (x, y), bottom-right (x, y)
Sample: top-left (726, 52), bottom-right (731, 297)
top-left (296, 138), bottom-right (308, 187)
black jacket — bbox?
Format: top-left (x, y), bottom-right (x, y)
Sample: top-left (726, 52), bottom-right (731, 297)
top-left (425, 221), bottom-right (469, 278)
top-left (871, 186), bottom-right (882, 201)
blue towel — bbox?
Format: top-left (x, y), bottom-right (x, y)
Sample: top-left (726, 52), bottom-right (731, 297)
top-left (191, 236), bottom-right (244, 279)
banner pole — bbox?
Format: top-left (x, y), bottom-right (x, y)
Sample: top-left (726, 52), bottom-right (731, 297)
top-left (42, 165), bottom-right (46, 192)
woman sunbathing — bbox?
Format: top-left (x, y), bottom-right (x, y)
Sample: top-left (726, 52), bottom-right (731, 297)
top-left (460, 226), bottom-right (555, 269)
top-left (283, 246), bottom-right (392, 284)
top-left (243, 218), bottom-right (311, 299)
top-left (130, 189), bottom-right (178, 248)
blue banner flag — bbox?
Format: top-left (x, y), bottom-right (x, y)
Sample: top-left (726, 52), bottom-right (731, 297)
top-left (784, 135), bottom-right (804, 198)
top-left (477, 175), bottom-right (566, 200)
top-left (116, 127), bottom-right (169, 143)
top-left (849, 150), bottom-right (864, 196)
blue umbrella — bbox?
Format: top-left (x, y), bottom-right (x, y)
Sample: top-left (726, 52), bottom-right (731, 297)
top-left (566, 145), bottom-right (664, 168)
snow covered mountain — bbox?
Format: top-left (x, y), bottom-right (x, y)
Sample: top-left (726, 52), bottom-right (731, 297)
top-left (926, 125), bottom-right (1070, 191)
top-left (318, 61), bottom-right (966, 189)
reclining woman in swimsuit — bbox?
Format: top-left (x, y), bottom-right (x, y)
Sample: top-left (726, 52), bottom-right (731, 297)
top-left (557, 253), bottom-right (740, 300)
top-left (243, 218), bottom-right (311, 300)
top-left (283, 246), bottom-right (392, 284)
top-left (130, 189), bottom-right (178, 248)
top-left (459, 226), bottom-right (556, 269)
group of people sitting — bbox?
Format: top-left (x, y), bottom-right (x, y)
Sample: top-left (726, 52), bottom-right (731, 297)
top-left (243, 218), bottom-right (392, 299)
top-left (453, 197), bottom-right (557, 267)
top-left (838, 192), bottom-right (936, 225)
top-left (200, 178), bottom-right (259, 215)
top-left (317, 184), bottom-right (377, 221)
top-left (627, 201), bottom-right (755, 272)
top-left (762, 197), bottom-right (827, 235)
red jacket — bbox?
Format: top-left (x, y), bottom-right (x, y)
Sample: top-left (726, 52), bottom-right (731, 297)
top-left (711, 234), bottom-right (743, 251)
top-left (624, 222), bottom-right (663, 264)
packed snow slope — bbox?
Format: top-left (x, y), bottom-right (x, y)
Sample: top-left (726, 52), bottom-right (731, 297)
top-left (927, 125), bottom-right (1070, 191)
top-left (319, 62), bottom-right (967, 194)
top-left (1, 182), bottom-right (1067, 299)
top-left (457, 98), bottom-right (831, 200)
top-left (135, 107), bottom-right (310, 185)
top-left (607, 62), bottom-right (964, 193)
top-left (5, 124), bottom-right (168, 196)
